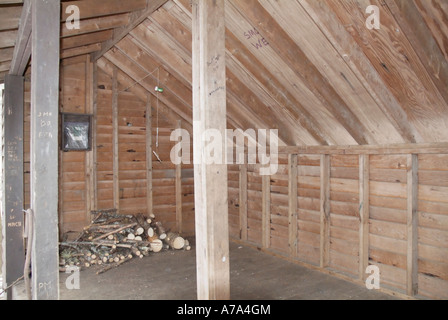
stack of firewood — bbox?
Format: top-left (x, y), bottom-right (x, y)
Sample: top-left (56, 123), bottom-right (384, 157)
top-left (59, 209), bottom-right (191, 275)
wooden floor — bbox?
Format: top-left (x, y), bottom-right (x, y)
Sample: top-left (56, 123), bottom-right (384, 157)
top-left (11, 241), bottom-right (398, 300)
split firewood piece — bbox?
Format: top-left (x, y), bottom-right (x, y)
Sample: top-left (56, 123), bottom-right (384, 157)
top-left (127, 233), bottom-right (136, 241)
top-left (135, 227), bottom-right (145, 236)
top-left (164, 232), bottom-right (185, 250)
top-left (150, 239), bottom-right (163, 253)
top-left (184, 239), bottom-right (191, 251)
top-left (131, 247), bottom-right (144, 259)
top-left (154, 222), bottom-right (167, 240)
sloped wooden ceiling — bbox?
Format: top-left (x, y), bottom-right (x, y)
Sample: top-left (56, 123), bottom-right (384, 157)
top-left (97, 0), bottom-right (448, 147)
top-left (1, 0), bottom-right (448, 147)
top-left (0, 0), bottom-right (166, 80)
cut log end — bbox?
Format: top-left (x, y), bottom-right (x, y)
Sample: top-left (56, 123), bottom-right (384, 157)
top-left (150, 239), bottom-right (163, 253)
top-left (165, 232), bottom-right (185, 250)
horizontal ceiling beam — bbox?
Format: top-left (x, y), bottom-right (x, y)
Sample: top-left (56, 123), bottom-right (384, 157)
top-left (279, 142), bottom-right (448, 155)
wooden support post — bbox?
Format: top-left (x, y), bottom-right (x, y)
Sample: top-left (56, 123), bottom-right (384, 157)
top-left (239, 163), bottom-right (248, 241)
top-left (359, 154), bottom-right (370, 280)
top-left (288, 154), bottom-right (298, 258)
top-left (262, 174), bottom-right (271, 249)
top-left (175, 120), bottom-right (183, 234)
top-left (112, 66), bottom-right (120, 211)
top-left (320, 154), bottom-right (330, 268)
top-left (85, 55), bottom-right (97, 220)
top-left (30, 0), bottom-right (60, 300)
top-left (146, 94), bottom-right (153, 216)
top-left (407, 154), bottom-right (418, 296)
top-left (2, 75), bottom-right (24, 298)
top-left (192, 0), bottom-right (230, 300)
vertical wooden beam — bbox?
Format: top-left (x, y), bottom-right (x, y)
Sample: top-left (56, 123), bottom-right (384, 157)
top-left (192, 0), bottom-right (230, 300)
top-left (146, 94), bottom-right (153, 216)
top-left (175, 120), bottom-right (183, 234)
top-left (407, 154), bottom-right (418, 296)
top-left (112, 66), bottom-right (120, 211)
top-left (2, 75), bottom-right (24, 298)
top-left (359, 154), bottom-right (370, 280)
top-left (239, 162), bottom-right (248, 241)
top-left (58, 71), bottom-right (64, 237)
top-left (288, 154), bottom-right (298, 258)
top-left (262, 174), bottom-right (271, 249)
top-left (85, 54), bottom-right (97, 220)
top-left (30, 0), bottom-right (60, 300)
top-left (320, 154), bottom-right (330, 268)
top-left (92, 60), bottom-right (98, 211)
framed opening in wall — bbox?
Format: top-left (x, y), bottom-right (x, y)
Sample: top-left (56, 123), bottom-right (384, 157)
top-left (61, 113), bottom-right (92, 151)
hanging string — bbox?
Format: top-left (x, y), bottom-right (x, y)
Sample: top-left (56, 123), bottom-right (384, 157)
top-left (119, 66), bottom-right (160, 94)
top-left (156, 67), bottom-right (160, 150)
top-left (118, 65), bottom-right (162, 160)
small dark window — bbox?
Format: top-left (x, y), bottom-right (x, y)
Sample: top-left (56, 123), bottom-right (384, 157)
top-left (61, 113), bottom-right (92, 151)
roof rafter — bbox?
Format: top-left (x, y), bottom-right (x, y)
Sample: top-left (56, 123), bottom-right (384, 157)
top-left (9, 0), bottom-right (31, 76)
top-left (92, 0), bottom-right (168, 61)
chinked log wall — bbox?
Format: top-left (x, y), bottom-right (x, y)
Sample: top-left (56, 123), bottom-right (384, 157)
top-left (229, 145), bottom-right (448, 300)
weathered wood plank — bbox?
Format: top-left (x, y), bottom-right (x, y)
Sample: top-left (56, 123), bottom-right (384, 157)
top-left (9, 0), bottom-right (31, 76)
top-left (2, 75), bottom-right (24, 294)
top-left (320, 155), bottom-right (330, 268)
top-left (30, 0), bottom-right (60, 300)
top-left (192, 0), bottom-right (230, 300)
top-left (288, 154), bottom-right (298, 258)
top-left (146, 94), bottom-right (153, 216)
top-left (298, 0), bottom-right (421, 144)
top-left (262, 174), bottom-right (271, 249)
top-left (407, 154), bottom-right (418, 296)
top-left (359, 154), bottom-right (369, 281)
top-left (175, 120), bottom-right (182, 233)
top-left (112, 66), bottom-right (119, 210)
top-left (279, 143), bottom-right (448, 155)
top-left (386, 0), bottom-right (448, 109)
top-left (239, 163), bottom-right (248, 241)
top-left (61, 0), bottom-right (147, 21)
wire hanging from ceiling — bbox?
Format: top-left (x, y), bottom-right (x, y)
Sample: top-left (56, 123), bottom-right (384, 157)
top-left (118, 65), bottom-right (163, 163)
